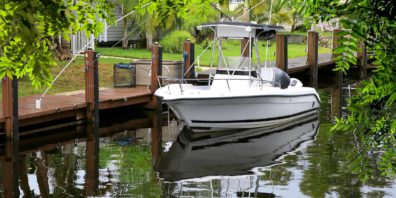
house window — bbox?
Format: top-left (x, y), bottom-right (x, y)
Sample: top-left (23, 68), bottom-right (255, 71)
top-left (229, 0), bottom-right (243, 4)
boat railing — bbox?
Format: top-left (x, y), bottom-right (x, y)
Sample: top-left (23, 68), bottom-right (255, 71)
top-left (156, 76), bottom-right (281, 95)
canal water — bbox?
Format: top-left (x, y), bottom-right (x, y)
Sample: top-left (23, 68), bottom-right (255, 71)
top-left (1, 89), bottom-right (396, 197)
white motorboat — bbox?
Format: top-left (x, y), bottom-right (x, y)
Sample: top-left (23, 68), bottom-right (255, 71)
top-left (156, 113), bottom-right (320, 181)
top-left (155, 22), bottom-right (320, 131)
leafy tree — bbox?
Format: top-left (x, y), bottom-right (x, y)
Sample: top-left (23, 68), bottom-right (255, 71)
top-left (303, 0), bottom-right (396, 177)
top-left (0, 0), bottom-right (112, 87)
top-left (287, 0), bottom-right (303, 32)
top-left (233, 0), bottom-right (293, 25)
top-left (135, 0), bottom-right (218, 48)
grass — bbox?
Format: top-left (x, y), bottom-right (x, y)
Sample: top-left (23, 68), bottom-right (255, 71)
top-left (97, 41), bottom-right (332, 67)
top-left (12, 56), bottom-right (127, 97)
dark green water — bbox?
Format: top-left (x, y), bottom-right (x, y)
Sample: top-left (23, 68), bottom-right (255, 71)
top-left (0, 90), bottom-right (395, 197)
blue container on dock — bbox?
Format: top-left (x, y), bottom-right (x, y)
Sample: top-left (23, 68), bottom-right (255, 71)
top-left (113, 63), bottom-right (136, 87)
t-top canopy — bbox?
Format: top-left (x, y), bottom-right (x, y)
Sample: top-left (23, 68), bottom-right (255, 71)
top-left (196, 21), bottom-right (283, 40)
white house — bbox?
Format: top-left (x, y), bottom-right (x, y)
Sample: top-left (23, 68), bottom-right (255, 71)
top-left (229, 0), bottom-right (244, 11)
top-left (71, 3), bottom-right (140, 54)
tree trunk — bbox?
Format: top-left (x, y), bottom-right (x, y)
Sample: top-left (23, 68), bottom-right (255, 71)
top-left (291, 22), bottom-right (296, 32)
top-left (241, 0), bottom-right (250, 22)
top-left (146, 30), bottom-right (153, 49)
top-left (122, 18), bottom-right (129, 49)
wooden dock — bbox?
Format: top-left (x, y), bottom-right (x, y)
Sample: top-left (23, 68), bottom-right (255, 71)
top-left (0, 86), bottom-right (151, 129)
top-left (0, 48), bottom-right (162, 139)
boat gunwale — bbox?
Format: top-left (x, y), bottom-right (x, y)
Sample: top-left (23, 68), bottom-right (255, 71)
top-left (157, 93), bottom-right (321, 103)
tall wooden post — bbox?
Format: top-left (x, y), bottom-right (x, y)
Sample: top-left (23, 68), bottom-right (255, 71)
top-left (307, 31), bottom-right (318, 89)
top-left (85, 49), bottom-right (99, 127)
top-left (358, 43), bottom-right (368, 79)
top-left (331, 29), bottom-right (343, 118)
top-left (2, 76), bottom-right (18, 139)
top-left (151, 42), bottom-right (162, 93)
top-left (183, 39), bottom-right (195, 78)
top-left (276, 34), bottom-right (288, 72)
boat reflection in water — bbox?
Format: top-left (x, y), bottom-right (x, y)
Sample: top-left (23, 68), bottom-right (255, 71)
top-left (157, 113), bottom-right (319, 197)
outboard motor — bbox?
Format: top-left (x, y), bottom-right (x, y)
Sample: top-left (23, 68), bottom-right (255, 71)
top-left (259, 67), bottom-right (291, 89)
top-left (272, 67), bottom-right (290, 89)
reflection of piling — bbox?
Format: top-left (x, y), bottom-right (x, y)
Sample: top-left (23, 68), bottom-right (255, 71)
top-left (3, 141), bottom-right (19, 197)
top-left (2, 76), bottom-right (19, 139)
top-left (85, 124), bottom-right (99, 196)
top-left (183, 39), bottom-right (195, 78)
top-left (307, 31), bottom-right (319, 89)
top-left (331, 29), bottom-right (343, 118)
top-left (276, 34), bottom-right (288, 72)
top-left (151, 98), bottom-right (163, 168)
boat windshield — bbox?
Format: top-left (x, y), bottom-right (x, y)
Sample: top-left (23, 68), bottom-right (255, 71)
top-left (196, 22), bottom-right (283, 75)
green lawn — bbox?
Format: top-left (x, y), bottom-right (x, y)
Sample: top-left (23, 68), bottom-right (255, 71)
top-left (11, 56), bottom-right (128, 97)
top-left (97, 41), bottom-right (331, 67)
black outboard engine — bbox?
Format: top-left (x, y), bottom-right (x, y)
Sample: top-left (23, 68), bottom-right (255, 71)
top-left (272, 67), bottom-right (290, 89)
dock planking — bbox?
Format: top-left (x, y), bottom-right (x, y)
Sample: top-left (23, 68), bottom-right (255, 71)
top-left (0, 86), bottom-right (152, 129)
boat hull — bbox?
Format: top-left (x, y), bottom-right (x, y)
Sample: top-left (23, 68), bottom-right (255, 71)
top-left (161, 94), bottom-right (320, 130)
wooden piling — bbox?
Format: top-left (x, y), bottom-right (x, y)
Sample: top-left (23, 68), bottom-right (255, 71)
top-left (183, 39), bottom-right (195, 78)
top-left (331, 72), bottom-right (343, 118)
top-left (276, 34), bottom-right (288, 72)
top-left (151, 42), bottom-right (162, 93)
top-left (358, 43), bottom-right (368, 79)
top-left (332, 29), bottom-right (341, 58)
top-left (307, 31), bottom-right (319, 89)
top-left (2, 76), bottom-right (18, 139)
top-left (241, 38), bottom-right (250, 57)
top-left (85, 50), bottom-right (99, 126)
top-left (331, 29), bottom-right (343, 118)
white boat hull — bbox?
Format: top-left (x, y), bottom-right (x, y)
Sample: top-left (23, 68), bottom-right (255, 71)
top-left (159, 90), bottom-right (320, 130)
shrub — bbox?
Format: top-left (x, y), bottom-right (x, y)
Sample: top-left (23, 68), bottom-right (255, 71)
top-left (160, 30), bottom-right (195, 53)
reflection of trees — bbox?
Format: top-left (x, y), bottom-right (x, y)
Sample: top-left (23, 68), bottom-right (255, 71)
top-left (299, 124), bottom-right (363, 197)
top-left (99, 143), bottom-right (162, 197)
top-left (261, 164), bottom-right (294, 186)
top-left (298, 123), bottom-right (396, 197)
top-left (19, 155), bottom-right (32, 198)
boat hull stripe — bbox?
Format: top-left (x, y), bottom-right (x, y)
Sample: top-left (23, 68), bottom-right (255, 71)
top-left (191, 108), bottom-right (319, 124)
